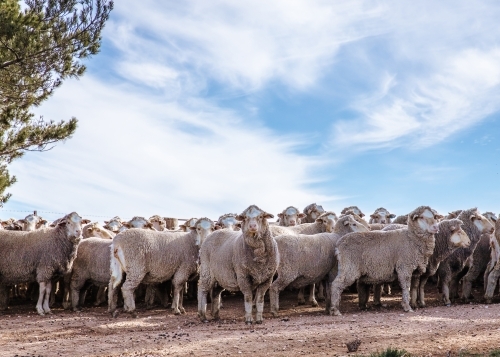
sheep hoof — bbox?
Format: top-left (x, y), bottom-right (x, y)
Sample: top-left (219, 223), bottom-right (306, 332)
top-left (271, 311), bottom-right (279, 318)
top-left (131, 311), bottom-right (138, 318)
top-left (445, 303), bottom-right (451, 307)
top-left (37, 311), bottom-right (45, 316)
top-left (485, 298), bottom-right (492, 304)
top-left (245, 321), bottom-right (252, 325)
top-left (417, 302), bottom-right (426, 308)
top-left (173, 309), bottom-right (181, 315)
top-left (112, 310), bottom-right (119, 318)
top-left (255, 320), bottom-right (263, 324)
top-left (297, 300), bottom-right (305, 306)
top-left (73, 308), bottom-right (82, 313)
top-left (311, 300), bottom-right (319, 307)
top-left (62, 302), bottom-right (71, 310)
top-left (332, 310), bottom-right (342, 316)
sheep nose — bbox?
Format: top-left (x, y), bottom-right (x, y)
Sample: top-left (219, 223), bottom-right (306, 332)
top-left (381, 220), bottom-right (386, 224)
top-left (248, 223), bottom-right (258, 231)
top-left (289, 220), bottom-right (296, 226)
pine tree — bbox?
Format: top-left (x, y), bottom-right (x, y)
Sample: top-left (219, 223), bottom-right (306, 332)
top-left (0, 0), bottom-right (113, 205)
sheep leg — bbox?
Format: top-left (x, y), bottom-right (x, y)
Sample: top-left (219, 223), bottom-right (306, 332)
top-left (36, 282), bottom-right (47, 315)
top-left (70, 279), bottom-right (88, 312)
top-left (95, 286), bottom-right (107, 306)
top-left (373, 284), bottom-right (383, 306)
top-left (357, 282), bottom-right (370, 309)
top-left (462, 263), bottom-right (483, 301)
top-left (329, 273), bottom-right (357, 316)
top-left (172, 274), bottom-right (188, 315)
top-left (210, 286), bottom-right (223, 320)
top-left (0, 284), bottom-right (10, 311)
top-left (145, 285), bottom-right (156, 309)
top-left (317, 281), bottom-right (326, 301)
top-left (269, 274), bottom-right (295, 317)
top-left (42, 280), bottom-right (52, 314)
top-left (297, 287), bottom-right (306, 305)
top-left (108, 280), bottom-right (120, 316)
top-left (384, 283), bottom-right (392, 295)
top-left (397, 273), bottom-right (413, 312)
top-left (121, 273), bottom-right (144, 317)
top-left (410, 273), bottom-right (420, 309)
top-left (197, 286), bottom-right (209, 322)
top-left (255, 281), bottom-right (271, 324)
top-left (485, 266), bottom-right (500, 303)
top-left (307, 284), bottom-right (318, 307)
top-left (417, 274), bottom-right (430, 308)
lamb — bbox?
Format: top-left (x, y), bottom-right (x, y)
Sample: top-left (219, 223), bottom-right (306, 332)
top-left (392, 214), bottom-right (409, 225)
top-left (164, 217), bottom-right (179, 230)
top-left (108, 218), bottom-right (215, 317)
top-left (277, 206), bottom-right (306, 227)
top-left (302, 203), bottom-right (325, 223)
top-left (341, 206), bottom-right (365, 218)
top-left (0, 212), bottom-right (83, 315)
top-left (484, 215), bottom-right (500, 303)
top-left (461, 212), bottom-right (498, 301)
top-left (328, 206), bottom-right (441, 316)
top-left (269, 215), bottom-right (369, 316)
top-left (68, 237), bottom-right (113, 311)
top-left (408, 219), bottom-right (470, 308)
top-left (368, 208), bottom-right (396, 224)
top-left (82, 222), bottom-right (115, 239)
top-left (436, 208), bottom-right (495, 306)
top-left (198, 205), bottom-right (279, 324)
top-left (149, 215), bottom-right (167, 231)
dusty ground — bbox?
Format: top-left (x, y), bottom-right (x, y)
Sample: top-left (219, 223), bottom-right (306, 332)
top-left (2, 285), bottom-right (500, 357)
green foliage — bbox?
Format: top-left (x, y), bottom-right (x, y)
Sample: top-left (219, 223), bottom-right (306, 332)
top-left (0, 0), bottom-right (113, 204)
top-left (366, 348), bottom-right (410, 357)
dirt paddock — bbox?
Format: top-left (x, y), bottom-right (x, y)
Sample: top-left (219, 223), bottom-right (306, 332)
top-left (2, 285), bottom-right (500, 356)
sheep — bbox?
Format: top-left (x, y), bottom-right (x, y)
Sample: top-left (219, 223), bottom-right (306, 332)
top-left (0, 212), bottom-right (83, 315)
top-left (328, 206), bottom-right (441, 316)
top-left (341, 206), bottom-right (365, 218)
top-left (277, 206), bottom-right (306, 227)
top-left (108, 218), bottom-right (215, 317)
top-left (17, 214), bottom-right (48, 231)
top-left (368, 208), bottom-right (396, 224)
top-left (381, 224), bottom-right (407, 231)
top-left (436, 208), bottom-right (495, 306)
top-left (461, 212), bottom-right (498, 301)
top-left (269, 214), bottom-right (369, 316)
top-left (302, 203), bottom-right (325, 223)
top-left (407, 219), bottom-right (470, 309)
top-left (164, 217), bottom-right (179, 230)
top-left (368, 223), bottom-right (388, 231)
top-left (392, 214), bottom-right (409, 225)
top-left (149, 215), bottom-right (167, 231)
top-left (103, 216), bottom-right (126, 233)
top-left (123, 216), bottom-right (155, 230)
top-left (68, 237), bottom-right (112, 311)
top-left (198, 205), bottom-right (279, 324)
top-left (446, 210), bottom-right (463, 219)
top-left (484, 215), bottom-right (500, 303)
top-left (216, 213), bottom-right (239, 230)
top-left (82, 222), bottom-right (115, 239)
top-left (179, 218), bottom-right (198, 232)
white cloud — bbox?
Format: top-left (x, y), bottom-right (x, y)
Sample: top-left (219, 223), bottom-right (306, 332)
top-left (6, 76), bottom-right (335, 221)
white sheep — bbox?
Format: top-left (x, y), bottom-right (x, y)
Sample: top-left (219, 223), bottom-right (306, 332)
top-left (368, 207), bottom-right (396, 224)
top-left (277, 206), bottom-right (306, 227)
top-left (198, 205), bottom-right (278, 324)
top-left (302, 203), bottom-right (325, 223)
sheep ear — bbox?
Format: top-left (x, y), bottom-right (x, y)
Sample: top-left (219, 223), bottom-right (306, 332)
top-left (411, 214), bottom-right (420, 221)
top-left (388, 214), bottom-right (396, 219)
top-left (277, 213), bottom-right (283, 219)
top-left (343, 220), bottom-right (350, 226)
top-left (235, 222), bottom-right (242, 229)
top-left (470, 215), bottom-right (476, 221)
top-left (359, 213), bottom-right (365, 218)
top-left (298, 213), bottom-right (306, 219)
top-left (214, 225), bottom-right (222, 230)
top-left (179, 224), bottom-right (187, 230)
top-left (370, 214), bottom-right (377, 219)
top-left (236, 215), bottom-right (245, 221)
top-left (123, 222), bottom-right (132, 228)
top-left (315, 217), bottom-right (323, 223)
top-left (264, 213), bottom-right (274, 219)
top-left (40, 220), bottom-right (48, 224)
top-left (18, 219), bottom-right (26, 224)
top-left (104, 220), bottom-right (109, 224)
top-left (189, 226), bottom-right (197, 231)
top-left (57, 219), bottom-right (68, 227)
top-left (81, 219), bottom-right (91, 224)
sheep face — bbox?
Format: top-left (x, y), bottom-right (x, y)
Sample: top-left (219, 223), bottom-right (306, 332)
top-left (149, 216), bottom-right (167, 231)
top-left (180, 218), bottom-right (198, 232)
top-left (306, 204), bottom-right (325, 221)
top-left (59, 212), bottom-right (83, 241)
top-left (411, 208), bottom-right (441, 234)
top-left (342, 206), bottom-right (364, 218)
top-left (237, 205), bottom-right (273, 235)
top-left (448, 221), bottom-right (470, 248)
top-left (83, 223), bottom-right (113, 239)
top-left (471, 212), bottom-right (495, 235)
top-left (278, 206), bottom-right (305, 226)
top-left (483, 212), bottom-right (498, 225)
top-left (18, 215), bottom-right (48, 231)
top-left (124, 216), bottom-right (154, 230)
top-left (342, 215), bottom-right (370, 233)
top-left (315, 212), bottom-right (338, 233)
top-left (369, 208), bottom-right (396, 224)
top-left (217, 214), bottom-right (238, 230)
top-left (104, 219), bottom-right (124, 233)
top-left (192, 218), bottom-right (215, 245)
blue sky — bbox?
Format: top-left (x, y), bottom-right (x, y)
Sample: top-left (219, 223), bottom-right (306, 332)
top-left (2, 0), bottom-right (500, 222)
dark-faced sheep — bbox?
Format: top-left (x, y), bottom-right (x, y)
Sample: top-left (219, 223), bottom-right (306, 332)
top-left (0, 212), bottom-right (83, 315)
top-left (328, 206), bottom-right (441, 316)
top-left (197, 205), bottom-right (278, 324)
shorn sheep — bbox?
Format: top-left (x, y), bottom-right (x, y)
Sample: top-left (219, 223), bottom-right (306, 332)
top-left (108, 218), bottom-right (215, 317)
top-left (0, 212), bottom-right (83, 315)
top-left (277, 206), bottom-right (306, 226)
top-left (328, 206), bottom-right (441, 316)
top-left (198, 205), bottom-right (279, 324)
top-left (302, 203), bottom-right (325, 223)
top-left (269, 214), bottom-right (368, 316)
top-left (368, 207), bottom-right (396, 224)
top-left (436, 208), bottom-right (494, 306)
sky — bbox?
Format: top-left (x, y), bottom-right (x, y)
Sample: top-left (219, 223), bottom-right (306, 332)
top-left (2, 0), bottom-right (500, 222)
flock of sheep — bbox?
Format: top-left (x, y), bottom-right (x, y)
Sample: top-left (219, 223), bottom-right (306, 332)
top-left (0, 203), bottom-right (498, 325)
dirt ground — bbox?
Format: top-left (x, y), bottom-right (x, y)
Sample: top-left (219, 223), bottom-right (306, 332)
top-left (2, 285), bottom-right (500, 357)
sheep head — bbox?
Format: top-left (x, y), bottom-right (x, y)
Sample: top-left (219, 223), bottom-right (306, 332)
top-left (315, 211), bottom-right (338, 233)
top-left (277, 206), bottom-right (305, 227)
top-left (18, 214), bottom-right (48, 231)
top-left (180, 218), bottom-right (198, 232)
top-left (58, 212), bottom-right (83, 242)
top-left (217, 213), bottom-right (239, 230)
top-left (369, 207), bottom-right (396, 224)
top-left (483, 212), bottom-right (498, 225)
top-left (409, 206), bottom-right (442, 234)
top-left (236, 205), bottom-right (273, 236)
top-left (341, 206), bottom-right (364, 218)
top-left (124, 216), bottom-right (155, 230)
top-left (303, 203), bottom-right (325, 222)
top-left (443, 219), bottom-right (470, 248)
top-left (149, 215), bottom-right (167, 231)
top-left (191, 218), bottom-right (215, 246)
